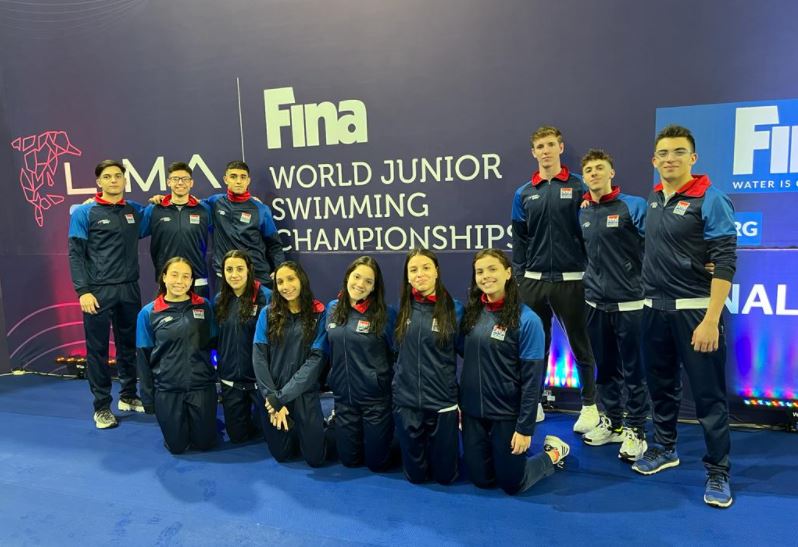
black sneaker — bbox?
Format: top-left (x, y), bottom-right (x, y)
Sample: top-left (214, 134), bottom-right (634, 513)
top-left (93, 408), bottom-right (119, 429)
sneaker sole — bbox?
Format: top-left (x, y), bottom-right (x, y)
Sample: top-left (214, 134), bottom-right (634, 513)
top-left (94, 419), bottom-right (119, 429)
top-left (618, 452), bottom-right (646, 462)
top-left (573, 423), bottom-right (600, 434)
top-left (118, 402), bottom-right (145, 413)
top-left (583, 436), bottom-right (624, 446)
top-left (704, 495), bottom-right (733, 508)
top-left (632, 458), bottom-right (680, 475)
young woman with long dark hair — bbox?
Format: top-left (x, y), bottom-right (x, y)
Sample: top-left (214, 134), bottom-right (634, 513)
top-left (253, 261), bottom-right (329, 466)
top-left (213, 250), bottom-right (273, 443)
top-left (136, 257), bottom-right (218, 454)
top-left (322, 256), bottom-right (397, 471)
top-left (392, 248), bottom-right (463, 484)
top-left (459, 248), bottom-right (570, 494)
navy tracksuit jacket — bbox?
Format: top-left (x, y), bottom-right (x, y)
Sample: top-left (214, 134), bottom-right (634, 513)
top-left (205, 192), bottom-right (285, 285)
top-left (511, 166), bottom-right (588, 280)
top-left (141, 194), bottom-right (212, 281)
top-left (641, 174), bottom-right (736, 474)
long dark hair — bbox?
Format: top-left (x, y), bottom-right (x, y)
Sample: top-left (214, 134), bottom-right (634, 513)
top-left (157, 256), bottom-right (194, 297)
top-left (268, 261), bottom-right (318, 346)
top-left (215, 250), bottom-right (257, 323)
top-left (461, 249), bottom-right (521, 333)
top-left (331, 256), bottom-right (388, 335)
top-left (395, 248), bottom-right (456, 347)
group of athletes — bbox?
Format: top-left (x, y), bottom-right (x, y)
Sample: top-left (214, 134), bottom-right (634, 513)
top-left (67, 123), bottom-right (737, 508)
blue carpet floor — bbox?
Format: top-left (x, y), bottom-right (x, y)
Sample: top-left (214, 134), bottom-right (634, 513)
top-left (0, 373), bottom-right (795, 546)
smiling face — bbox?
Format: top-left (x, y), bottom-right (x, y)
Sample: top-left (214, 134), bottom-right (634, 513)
top-left (653, 136), bottom-right (697, 187)
top-left (582, 159), bottom-right (615, 195)
top-left (275, 265), bottom-right (302, 305)
top-left (163, 260), bottom-right (193, 300)
top-left (167, 169), bottom-right (193, 199)
top-left (223, 257), bottom-right (249, 295)
top-left (407, 254), bottom-right (438, 297)
top-left (474, 255), bottom-right (512, 301)
top-left (347, 264), bottom-right (375, 305)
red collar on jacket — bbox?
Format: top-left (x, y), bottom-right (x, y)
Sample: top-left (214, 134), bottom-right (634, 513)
top-left (161, 193), bottom-right (199, 207)
top-left (153, 292), bottom-right (204, 312)
top-left (412, 288), bottom-right (437, 303)
top-left (480, 293), bottom-right (505, 312)
top-left (94, 192), bottom-right (125, 205)
top-left (227, 189), bottom-right (251, 202)
top-left (582, 185), bottom-right (621, 204)
top-left (653, 174), bottom-right (711, 198)
top-left (532, 165), bottom-right (570, 186)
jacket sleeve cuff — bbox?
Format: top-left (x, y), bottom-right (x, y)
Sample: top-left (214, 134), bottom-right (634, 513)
top-left (713, 266), bottom-right (735, 283)
top-left (266, 394), bottom-right (284, 412)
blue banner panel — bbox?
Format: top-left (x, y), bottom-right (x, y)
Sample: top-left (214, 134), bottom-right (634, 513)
top-left (726, 249), bottom-right (798, 400)
top-left (656, 99), bottom-right (798, 248)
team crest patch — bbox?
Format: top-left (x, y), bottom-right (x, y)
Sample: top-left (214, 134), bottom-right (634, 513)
top-left (192, 309), bottom-right (205, 319)
top-left (582, 221), bottom-right (591, 229)
top-left (650, 203), bottom-right (658, 209)
top-left (560, 188), bottom-right (573, 199)
top-left (328, 322), bottom-right (337, 329)
top-left (606, 214), bottom-right (619, 228)
top-left (356, 320), bottom-right (370, 333)
top-left (189, 214), bottom-right (200, 224)
top-left (240, 212), bottom-right (252, 224)
top-left (673, 201), bottom-right (690, 215)
top-left (490, 325), bottom-right (506, 341)
top-left (531, 194), bottom-right (541, 200)
top-left (159, 217), bottom-right (171, 223)
top-left (124, 214), bottom-right (135, 224)
top-left (431, 318), bottom-right (439, 332)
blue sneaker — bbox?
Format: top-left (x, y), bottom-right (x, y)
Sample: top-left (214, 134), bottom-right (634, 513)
top-left (704, 473), bottom-right (733, 508)
top-left (631, 444), bottom-right (680, 475)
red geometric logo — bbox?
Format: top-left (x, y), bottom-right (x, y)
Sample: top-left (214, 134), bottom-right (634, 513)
top-left (10, 131), bottom-right (82, 227)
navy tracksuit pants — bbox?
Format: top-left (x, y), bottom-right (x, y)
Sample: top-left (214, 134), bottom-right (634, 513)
top-left (394, 406), bottom-right (459, 484)
top-left (518, 278), bottom-right (596, 404)
top-left (334, 399), bottom-right (394, 472)
top-left (155, 384), bottom-right (218, 454)
top-left (462, 415), bottom-right (555, 495)
top-left (83, 282), bottom-right (140, 411)
top-left (641, 307), bottom-right (731, 474)
top-left (263, 392), bottom-right (329, 467)
top-left (585, 307), bottom-right (648, 429)
top-left (220, 383), bottom-right (270, 444)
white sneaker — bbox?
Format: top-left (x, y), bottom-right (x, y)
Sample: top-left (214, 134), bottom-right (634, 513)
top-left (543, 435), bottom-right (570, 468)
top-left (583, 415), bottom-right (623, 446)
top-left (619, 427), bottom-right (648, 462)
top-left (572, 404), bottom-right (600, 433)
top-left (536, 403), bottom-right (545, 423)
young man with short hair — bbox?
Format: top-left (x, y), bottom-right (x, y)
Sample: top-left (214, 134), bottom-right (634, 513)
top-left (578, 149), bottom-right (648, 461)
top-left (511, 126), bottom-right (598, 433)
top-left (633, 125), bottom-right (736, 509)
top-left (205, 161), bottom-right (285, 286)
top-left (68, 160), bottom-right (147, 428)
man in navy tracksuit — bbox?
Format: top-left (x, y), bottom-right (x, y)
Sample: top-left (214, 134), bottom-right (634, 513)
top-left (578, 149), bottom-right (649, 461)
top-left (68, 160), bottom-right (146, 429)
top-left (632, 125), bottom-right (736, 509)
top-left (205, 161), bottom-right (285, 287)
top-left (511, 126), bottom-right (598, 433)
top-left (141, 162), bottom-right (212, 297)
